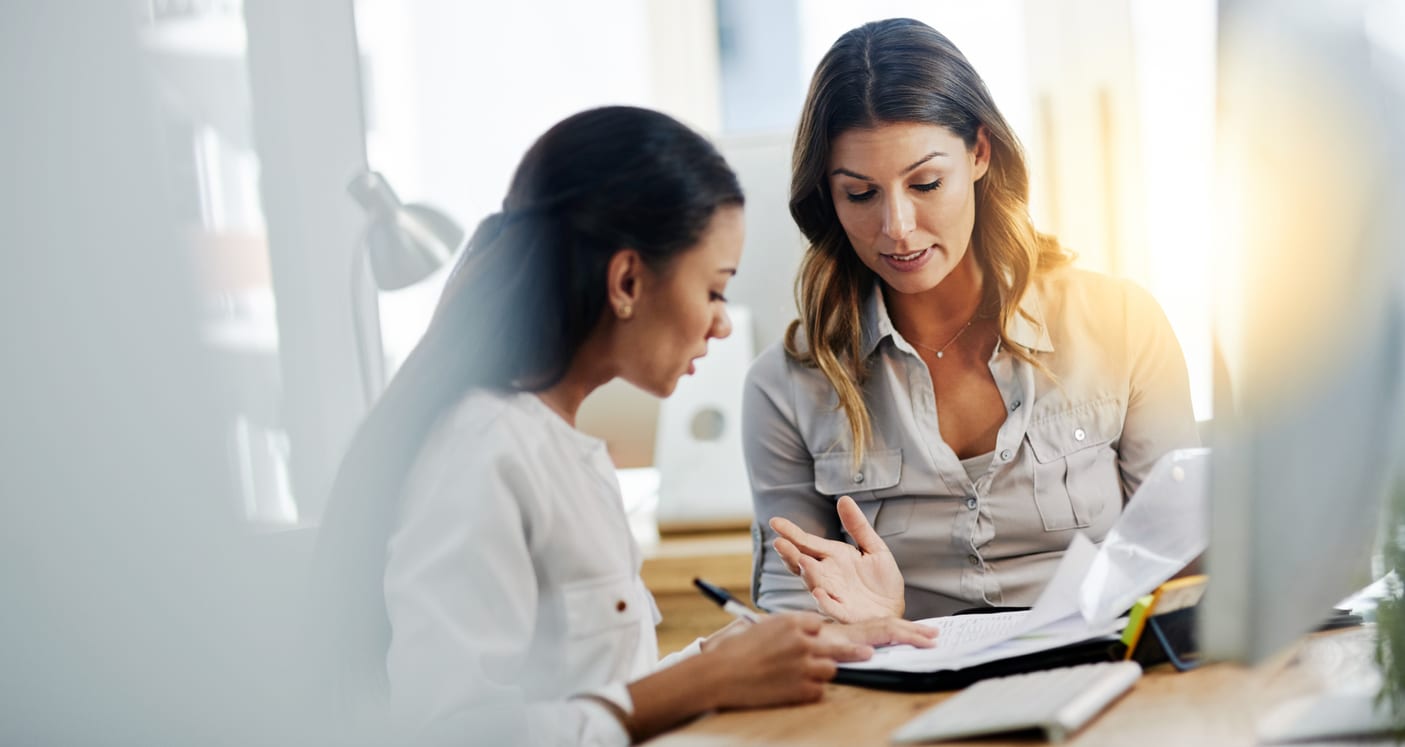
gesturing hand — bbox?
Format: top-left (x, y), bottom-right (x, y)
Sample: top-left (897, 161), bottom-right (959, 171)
top-left (769, 495), bottom-right (908, 623)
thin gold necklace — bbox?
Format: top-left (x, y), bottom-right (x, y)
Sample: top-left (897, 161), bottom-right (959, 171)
top-left (908, 314), bottom-right (978, 359)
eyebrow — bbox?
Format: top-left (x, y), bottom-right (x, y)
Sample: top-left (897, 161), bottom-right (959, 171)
top-left (830, 151), bottom-right (949, 181)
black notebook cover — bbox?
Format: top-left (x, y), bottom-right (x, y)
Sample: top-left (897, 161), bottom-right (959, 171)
top-left (832, 607), bottom-right (1127, 692)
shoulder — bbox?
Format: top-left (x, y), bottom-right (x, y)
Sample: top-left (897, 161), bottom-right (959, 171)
top-left (433, 388), bottom-right (518, 443)
top-left (745, 337), bottom-right (834, 398)
top-left (415, 389), bottom-right (542, 478)
top-left (1033, 264), bottom-right (1135, 302)
top-left (746, 339), bottom-right (794, 387)
top-left (1033, 266), bottom-right (1166, 329)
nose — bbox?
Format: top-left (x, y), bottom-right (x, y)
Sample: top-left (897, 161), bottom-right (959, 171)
top-left (881, 193), bottom-right (915, 241)
top-left (710, 306), bottom-right (733, 340)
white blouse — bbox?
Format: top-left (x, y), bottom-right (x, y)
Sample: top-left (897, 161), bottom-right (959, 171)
top-left (383, 389), bottom-right (683, 745)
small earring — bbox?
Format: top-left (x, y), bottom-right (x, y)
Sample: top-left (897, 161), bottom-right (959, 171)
top-left (618, 304), bottom-right (632, 318)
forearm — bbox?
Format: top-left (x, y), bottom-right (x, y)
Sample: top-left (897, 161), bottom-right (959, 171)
top-left (621, 652), bottom-right (726, 742)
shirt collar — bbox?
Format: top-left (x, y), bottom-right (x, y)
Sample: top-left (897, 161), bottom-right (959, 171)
top-left (860, 280), bottom-right (1055, 358)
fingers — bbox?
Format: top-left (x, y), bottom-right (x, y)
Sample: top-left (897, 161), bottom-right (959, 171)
top-left (871, 619), bottom-right (938, 649)
top-left (805, 656), bottom-right (839, 681)
top-left (772, 536), bottom-right (803, 576)
top-left (788, 611), bottom-right (827, 635)
top-left (812, 587), bottom-right (850, 623)
top-left (797, 554), bottom-right (825, 583)
top-left (835, 495), bottom-right (889, 555)
top-left (769, 516), bottom-right (839, 560)
top-left (822, 639), bottom-right (875, 663)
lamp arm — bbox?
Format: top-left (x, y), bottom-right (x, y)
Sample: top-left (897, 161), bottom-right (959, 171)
top-left (349, 231), bottom-right (386, 406)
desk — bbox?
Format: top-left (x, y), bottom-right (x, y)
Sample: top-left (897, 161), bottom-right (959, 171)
top-left (646, 626), bottom-right (1387, 746)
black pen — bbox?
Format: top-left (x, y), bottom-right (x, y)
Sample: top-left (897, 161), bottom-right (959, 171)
top-left (694, 577), bottom-right (762, 623)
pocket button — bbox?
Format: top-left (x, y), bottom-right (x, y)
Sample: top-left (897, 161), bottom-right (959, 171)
top-left (853, 472), bottom-right (865, 484)
top-left (1074, 427), bottom-right (1087, 442)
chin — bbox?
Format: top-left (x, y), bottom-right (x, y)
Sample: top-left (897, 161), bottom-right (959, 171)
top-left (881, 269), bottom-right (949, 296)
top-left (644, 375), bottom-right (679, 399)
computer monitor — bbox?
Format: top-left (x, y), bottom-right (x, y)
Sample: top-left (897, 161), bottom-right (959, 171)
top-left (1199, 0), bottom-right (1405, 664)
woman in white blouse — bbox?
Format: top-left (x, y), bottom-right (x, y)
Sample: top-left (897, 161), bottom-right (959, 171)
top-left (313, 106), bottom-right (934, 746)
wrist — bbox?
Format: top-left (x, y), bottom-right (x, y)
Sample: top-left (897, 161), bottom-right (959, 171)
top-left (687, 648), bottom-right (731, 712)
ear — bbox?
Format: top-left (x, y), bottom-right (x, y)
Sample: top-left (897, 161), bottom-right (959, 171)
top-left (971, 125), bottom-right (992, 182)
top-left (605, 248), bottom-right (644, 320)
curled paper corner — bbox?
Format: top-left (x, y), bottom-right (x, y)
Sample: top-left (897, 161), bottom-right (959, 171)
top-left (1078, 448), bottom-right (1211, 626)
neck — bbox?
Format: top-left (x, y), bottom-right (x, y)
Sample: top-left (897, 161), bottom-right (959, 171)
top-left (884, 250), bottom-right (985, 345)
top-left (535, 334), bottom-right (615, 427)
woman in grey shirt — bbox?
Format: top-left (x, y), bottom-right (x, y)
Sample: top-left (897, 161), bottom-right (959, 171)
top-left (744, 19), bottom-right (1199, 622)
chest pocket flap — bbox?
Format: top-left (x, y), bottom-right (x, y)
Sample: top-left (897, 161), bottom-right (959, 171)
top-left (561, 573), bottom-right (650, 639)
top-left (1026, 398), bottom-right (1122, 463)
top-left (813, 448), bottom-right (902, 497)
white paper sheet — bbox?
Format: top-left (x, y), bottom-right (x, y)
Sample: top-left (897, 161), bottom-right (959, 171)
top-left (838, 449), bottom-right (1211, 675)
top-left (841, 534), bottom-right (1102, 672)
top-left (1078, 448), bottom-right (1210, 626)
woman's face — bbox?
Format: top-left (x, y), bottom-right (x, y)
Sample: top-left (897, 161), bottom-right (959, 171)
top-left (620, 205), bottom-right (744, 397)
top-left (827, 121), bottom-right (989, 296)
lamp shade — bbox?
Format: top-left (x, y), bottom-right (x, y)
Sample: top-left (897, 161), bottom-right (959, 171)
top-left (347, 170), bottom-right (462, 290)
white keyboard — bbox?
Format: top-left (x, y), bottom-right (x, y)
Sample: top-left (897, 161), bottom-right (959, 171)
top-left (890, 661), bottom-right (1142, 744)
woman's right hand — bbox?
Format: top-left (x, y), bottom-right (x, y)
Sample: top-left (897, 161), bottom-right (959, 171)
top-left (769, 495), bottom-right (908, 622)
top-left (703, 612), bottom-right (860, 709)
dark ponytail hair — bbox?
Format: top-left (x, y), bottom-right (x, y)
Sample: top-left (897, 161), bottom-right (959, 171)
top-left (312, 106), bottom-right (743, 702)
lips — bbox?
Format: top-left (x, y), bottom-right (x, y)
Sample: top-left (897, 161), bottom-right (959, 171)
top-left (880, 245), bottom-right (935, 273)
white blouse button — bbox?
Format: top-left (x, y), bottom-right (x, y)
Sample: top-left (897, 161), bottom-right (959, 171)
top-left (999, 449), bottom-right (1013, 461)
top-left (853, 472), bottom-right (865, 484)
top-left (1074, 427), bottom-right (1087, 442)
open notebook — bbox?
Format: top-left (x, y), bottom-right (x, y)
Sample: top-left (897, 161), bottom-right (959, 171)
top-left (839, 448), bottom-right (1209, 680)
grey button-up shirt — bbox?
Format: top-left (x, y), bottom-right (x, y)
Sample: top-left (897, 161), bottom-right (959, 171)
top-left (742, 267), bottom-right (1199, 619)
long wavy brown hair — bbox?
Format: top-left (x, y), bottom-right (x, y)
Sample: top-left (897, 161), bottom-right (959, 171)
top-left (786, 18), bottom-right (1071, 461)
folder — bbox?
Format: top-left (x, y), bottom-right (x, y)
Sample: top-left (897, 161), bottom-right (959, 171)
top-left (834, 605), bottom-right (1125, 692)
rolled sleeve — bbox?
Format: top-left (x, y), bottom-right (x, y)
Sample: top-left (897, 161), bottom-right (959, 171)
top-left (741, 344), bottom-right (835, 613)
top-left (1117, 280), bottom-right (1201, 496)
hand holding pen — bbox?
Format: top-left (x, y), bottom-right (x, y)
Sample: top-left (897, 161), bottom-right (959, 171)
top-left (694, 577), bottom-right (762, 622)
top-left (692, 577), bottom-right (937, 657)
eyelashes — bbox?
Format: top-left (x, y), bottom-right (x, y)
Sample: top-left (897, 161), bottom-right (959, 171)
top-left (710, 292), bottom-right (728, 303)
top-left (843, 178), bottom-right (943, 203)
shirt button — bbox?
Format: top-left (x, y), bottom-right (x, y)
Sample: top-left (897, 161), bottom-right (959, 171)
top-left (1074, 427), bottom-right (1087, 442)
top-left (853, 472), bottom-right (865, 484)
top-left (967, 554), bottom-right (980, 566)
top-left (965, 497), bottom-right (977, 510)
top-left (1010, 400), bottom-right (1022, 411)
top-left (616, 599), bottom-right (628, 613)
top-left (999, 449), bottom-right (1013, 461)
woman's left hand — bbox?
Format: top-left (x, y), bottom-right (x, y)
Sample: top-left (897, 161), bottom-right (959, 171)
top-left (770, 495), bottom-right (908, 622)
top-left (816, 617), bottom-right (938, 662)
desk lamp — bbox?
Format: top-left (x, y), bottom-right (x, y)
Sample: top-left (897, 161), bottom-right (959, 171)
top-left (346, 170), bottom-right (463, 403)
